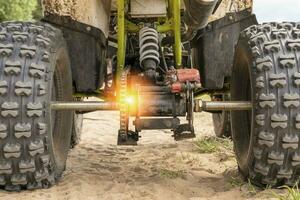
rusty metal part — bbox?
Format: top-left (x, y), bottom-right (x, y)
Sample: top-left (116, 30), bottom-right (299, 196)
top-left (119, 67), bottom-right (130, 135)
top-left (171, 82), bottom-right (201, 93)
top-left (176, 69), bottom-right (201, 83)
top-left (117, 67), bottom-right (140, 145)
top-left (50, 101), bottom-right (118, 111)
top-left (195, 100), bottom-right (252, 112)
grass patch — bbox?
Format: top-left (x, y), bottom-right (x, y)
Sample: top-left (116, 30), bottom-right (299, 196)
top-left (159, 169), bottom-right (185, 179)
top-left (247, 179), bottom-right (258, 196)
top-left (229, 177), bottom-right (258, 196)
top-left (271, 185), bottom-right (300, 200)
top-left (230, 176), bottom-right (244, 187)
top-left (194, 136), bottom-right (233, 153)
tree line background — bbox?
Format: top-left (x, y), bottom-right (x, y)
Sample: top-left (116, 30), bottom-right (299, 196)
top-left (0, 0), bottom-right (42, 21)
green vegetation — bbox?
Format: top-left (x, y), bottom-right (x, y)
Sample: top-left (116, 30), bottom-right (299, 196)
top-left (272, 185), bottom-right (300, 200)
top-left (0, 0), bottom-right (41, 21)
top-left (230, 176), bottom-right (244, 187)
top-left (194, 136), bottom-right (233, 153)
top-left (246, 179), bottom-right (258, 196)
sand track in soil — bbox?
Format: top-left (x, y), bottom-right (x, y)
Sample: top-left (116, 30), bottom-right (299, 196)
top-left (0, 111), bottom-right (280, 200)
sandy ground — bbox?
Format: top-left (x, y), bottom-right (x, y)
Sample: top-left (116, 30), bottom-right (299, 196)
top-left (0, 111), bottom-right (284, 200)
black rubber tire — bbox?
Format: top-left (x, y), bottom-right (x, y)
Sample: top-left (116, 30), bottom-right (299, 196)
top-left (0, 22), bottom-right (73, 190)
top-left (70, 111), bottom-right (83, 148)
top-left (212, 94), bottom-right (231, 138)
top-left (231, 22), bottom-right (300, 187)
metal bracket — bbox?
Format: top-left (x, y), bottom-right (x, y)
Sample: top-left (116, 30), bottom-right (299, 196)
top-left (117, 130), bottom-right (139, 146)
top-left (173, 124), bottom-right (195, 141)
top-left (134, 118), bottom-right (180, 132)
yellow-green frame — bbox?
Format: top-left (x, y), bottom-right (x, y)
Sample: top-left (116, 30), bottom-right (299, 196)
top-left (116, 0), bottom-right (182, 85)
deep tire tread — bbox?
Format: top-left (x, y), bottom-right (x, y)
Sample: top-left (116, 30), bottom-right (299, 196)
top-left (0, 21), bottom-right (66, 191)
top-left (240, 22), bottom-right (300, 187)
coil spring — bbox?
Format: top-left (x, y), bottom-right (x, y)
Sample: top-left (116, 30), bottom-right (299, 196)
top-left (139, 27), bottom-right (160, 67)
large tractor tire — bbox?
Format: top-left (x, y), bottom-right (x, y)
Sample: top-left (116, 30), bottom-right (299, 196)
top-left (0, 22), bottom-right (73, 190)
top-left (231, 22), bottom-right (300, 187)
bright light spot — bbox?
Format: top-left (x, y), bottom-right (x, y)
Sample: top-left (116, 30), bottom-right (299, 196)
top-left (125, 96), bottom-right (135, 105)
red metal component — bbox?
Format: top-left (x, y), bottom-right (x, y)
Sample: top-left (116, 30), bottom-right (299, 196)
top-left (171, 82), bottom-right (182, 93)
top-left (176, 69), bottom-right (200, 83)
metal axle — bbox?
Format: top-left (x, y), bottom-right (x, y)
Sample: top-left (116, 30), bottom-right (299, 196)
top-left (195, 100), bottom-right (252, 112)
top-left (50, 100), bottom-right (252, 112)
top-left (50, 101), bottom-right (119, 111)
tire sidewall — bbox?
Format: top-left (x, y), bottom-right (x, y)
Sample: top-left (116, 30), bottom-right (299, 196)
top-left (212, 94), bottom-right (231, 138)
top-left (231, 36), bottom-right (256, 177)
top-left (47, 37), bottom-right (73, 177)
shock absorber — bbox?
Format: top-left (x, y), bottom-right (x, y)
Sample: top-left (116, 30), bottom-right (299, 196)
top-left (139, 27), bottom-right (160, 82)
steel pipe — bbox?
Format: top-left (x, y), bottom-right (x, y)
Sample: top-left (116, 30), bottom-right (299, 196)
top-left (50, 101), bottom-right (119, 111)
top-left (195, 100), bottom-right (252, 112)
top-left (50, 100), bottom-right (251, 112)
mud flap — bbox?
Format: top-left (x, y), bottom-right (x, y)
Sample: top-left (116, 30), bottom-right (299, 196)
top-left (191, 9), bottom-right (258, 90)
top-left (42, 13), bottom-right (107, 93)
